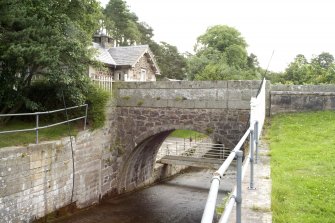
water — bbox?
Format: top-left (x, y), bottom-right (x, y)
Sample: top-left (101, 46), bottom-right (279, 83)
top-left (55, 167), bottom-right (235, 223)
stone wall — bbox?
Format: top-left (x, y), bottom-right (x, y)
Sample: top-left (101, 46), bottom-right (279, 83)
top-left (0, 103), bottom-right (123, 222)
top-left (270, 84), bottom-right (335, 115)
top-left (0, 101), bottom-right (196, 222)
top-left (114, 80), bottom-right (263, 109)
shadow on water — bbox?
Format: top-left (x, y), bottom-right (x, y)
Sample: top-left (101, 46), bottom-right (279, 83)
top-left (54, 167), bottom-right (235, 223)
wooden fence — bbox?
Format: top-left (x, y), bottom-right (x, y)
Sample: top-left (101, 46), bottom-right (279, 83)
top-left (91, 75), bottom-right (113, 93)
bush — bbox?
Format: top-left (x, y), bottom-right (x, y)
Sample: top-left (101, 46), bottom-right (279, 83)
top-left (26, 80), bottom-right (109, 129)
top-left (84, 84), bottom-right (109, 129)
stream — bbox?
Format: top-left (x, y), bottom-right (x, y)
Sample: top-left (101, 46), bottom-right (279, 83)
top-left (54, 167), bottom-right (235, 223)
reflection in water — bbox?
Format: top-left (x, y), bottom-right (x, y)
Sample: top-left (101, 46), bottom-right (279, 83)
top-left (55, 167), bottom-right (235, 223)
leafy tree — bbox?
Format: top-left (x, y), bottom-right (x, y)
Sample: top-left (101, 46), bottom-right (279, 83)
top-left (154, 42), bottom-right (187, 80)
top-left (104, 0), bottom-right (131, 44)
top-left (195, 25), bottom-right (247, 53)
top-left (188, 25), bottom-right (260, 80)
top-left (312, 52), bottom-right (334, 69)
top-left (282, 54), bottom-right (312, 84)
top-left (279, 52), bottom-right (335, 84)
top-left (0, 0), bottom-right (101, 119)
top-left (103, 0), bottom-right (187, 79)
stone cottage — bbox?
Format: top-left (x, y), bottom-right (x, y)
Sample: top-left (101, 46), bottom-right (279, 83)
top-left (89, 33), bottom-right (160, 81)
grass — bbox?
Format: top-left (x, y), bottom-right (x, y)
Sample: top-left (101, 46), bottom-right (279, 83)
top-left (269, 111), bottom-right (335, 223)
top-left (169, 129), bottom-right (207, 139)
top-left (0, 119), bottom-right (81, 148)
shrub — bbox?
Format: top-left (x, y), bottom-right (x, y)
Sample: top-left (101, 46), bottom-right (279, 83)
top-left (84, 84), bottom-right (109, 129)
top-left (26, 80), bottom-right (109, 129)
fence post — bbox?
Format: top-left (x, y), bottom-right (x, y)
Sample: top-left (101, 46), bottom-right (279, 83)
top-left (35, 114), bottom-right (39, 144)
top-left (255, 121), bottom-right (259, 164)
top-left (236, 150), bottom-right (243, 223)
top-left (84, 104), bottom-right (88, 130)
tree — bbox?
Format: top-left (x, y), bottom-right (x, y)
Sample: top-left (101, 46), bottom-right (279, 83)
top-left (154, 42), bottom-right (187, 80)
top-left (280, 52), bottom-right (335, 84)
top-left (103, 0), bottom-right (187, 79)
top-left (312, 52), bottom-right (334, 69)
top-left (187, 25), bottom-right (260, 80)
top-left (195, 25), bottom-right (247, 53)
top-left (282, 54), bottom-right (312, 84)
top-left (0, 0), bottom-right (101, 118)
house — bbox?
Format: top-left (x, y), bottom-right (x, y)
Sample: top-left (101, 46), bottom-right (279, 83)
top-left (89, 33), bottom-right (160, 82)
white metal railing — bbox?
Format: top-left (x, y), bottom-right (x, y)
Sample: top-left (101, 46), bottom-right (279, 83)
top-left (201, 78), bottom-right (267, 223)
top-left (0, 104), bottom-right (88, 144)
top-left (157, 139), bottom-right (230, 161)
top-left (92, 75), bottom-right (113, 93)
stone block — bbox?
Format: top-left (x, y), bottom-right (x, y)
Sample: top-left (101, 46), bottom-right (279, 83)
top-left (193, 100), bottom-right (227, 109)
top-left (167, 99), bottom-right (195, 109)
top-left (141, 99), bottom-right (169, 108)
top-left (228, 100), bottom-right (250, 110)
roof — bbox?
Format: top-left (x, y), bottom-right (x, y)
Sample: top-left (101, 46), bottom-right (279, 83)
top-left (108, 45), bottom-right (150, 66)
top-left (92, 42), bottom-right (116, 66)
top-left (92, 43), bottom-right (160, 74)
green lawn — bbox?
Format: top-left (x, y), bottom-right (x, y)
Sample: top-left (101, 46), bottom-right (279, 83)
top-left (0, 119), bottom-right (81, 148)
top-left (169, 129), bottom-right (207, 139)
top-left (269, 111), bottom-right (335, 223)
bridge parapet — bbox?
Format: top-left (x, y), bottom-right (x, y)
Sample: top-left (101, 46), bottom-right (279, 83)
top-left (113, 80), bottom-right (262, 109)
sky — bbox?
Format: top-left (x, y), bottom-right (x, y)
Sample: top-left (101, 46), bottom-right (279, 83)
top-left (99, 0), bottom-right (335, 72)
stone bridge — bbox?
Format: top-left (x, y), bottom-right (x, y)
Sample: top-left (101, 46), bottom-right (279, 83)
top-left (5, 81), bottom-right (335, 222)
top-left (112, 81), bottom-right (263, 192)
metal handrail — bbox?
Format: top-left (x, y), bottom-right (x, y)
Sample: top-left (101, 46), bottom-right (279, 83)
top-left (201, 78), bottom-right (267, 223)
top-left (0, 104), bottom-right (88, 144)
top-left (201, 127), bottom-right (251, 223)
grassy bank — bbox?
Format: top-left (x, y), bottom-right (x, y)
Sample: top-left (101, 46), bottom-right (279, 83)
top-left (169, 129), bottom-right (207, 139)
top-left (0, 119), bottom-right (80, 148)
top-left (269, 111), bottom-right (335, 222)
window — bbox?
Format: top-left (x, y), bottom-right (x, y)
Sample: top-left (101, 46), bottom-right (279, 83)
top-left (140, 69), bottom-right (147, 81)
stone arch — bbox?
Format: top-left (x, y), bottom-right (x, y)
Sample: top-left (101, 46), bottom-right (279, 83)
top-left (115, 107), bottom-right (249, 193)
top-left (117, 124), bottom-right (233, 193)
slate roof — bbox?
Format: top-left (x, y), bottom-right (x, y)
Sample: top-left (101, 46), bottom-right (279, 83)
top-left (92, 43), bottom-right (160, 74)
top-left (108, 45), bottom-right (149, 66)
top-left (92, 42), bottom-right (116, 65)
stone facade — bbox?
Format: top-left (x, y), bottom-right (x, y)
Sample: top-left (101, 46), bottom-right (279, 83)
top-left (270, 84), bottom-right (335, 115)
top-left (130, 53), bottom-right (156, 81)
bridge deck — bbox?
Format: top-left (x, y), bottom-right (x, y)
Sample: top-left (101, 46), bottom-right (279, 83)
top-left (157, 155), bottom-right (224, 169)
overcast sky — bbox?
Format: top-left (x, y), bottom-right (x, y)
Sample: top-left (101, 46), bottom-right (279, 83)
top-left (99, 0), bottom-right (335, 72)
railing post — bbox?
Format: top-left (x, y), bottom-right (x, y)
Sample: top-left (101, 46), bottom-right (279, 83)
top-left (35, 114), bottom-right (39, 144)
top-left (255, 121), bottom-right (259, 164)
top-left (84, 104), bottom-right (88, 130)
top-left (236, 150), bottom-right (243, 223)
top-left (249, 129), bottom-right (256, 190)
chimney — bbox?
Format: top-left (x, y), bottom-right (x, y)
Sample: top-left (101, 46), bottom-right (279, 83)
top-left (93, 32), bottom-right (113, 49)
